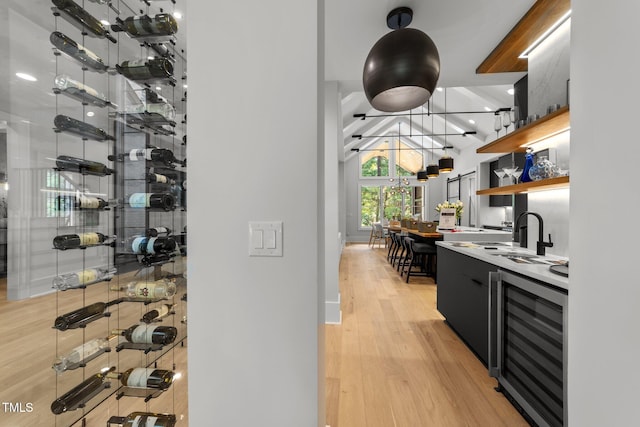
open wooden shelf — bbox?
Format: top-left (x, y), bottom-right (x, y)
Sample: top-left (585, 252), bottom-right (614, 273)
top-left (477, 106), bottom-right (570, 154)
top-left (477, 175), bottom-right (569, 196)
top-left (476, 0), bottom-right (571, 74)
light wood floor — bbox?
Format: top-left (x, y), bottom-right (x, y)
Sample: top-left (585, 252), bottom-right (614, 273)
top-left (325, 243), bottom-right (529, 427)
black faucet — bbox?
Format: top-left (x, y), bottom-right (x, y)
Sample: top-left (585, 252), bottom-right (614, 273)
top-left (514, 211), bottom-right (554, 256)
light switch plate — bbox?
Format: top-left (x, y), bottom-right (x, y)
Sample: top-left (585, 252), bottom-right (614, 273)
top-left (248, 221), bottom-right (283, 256)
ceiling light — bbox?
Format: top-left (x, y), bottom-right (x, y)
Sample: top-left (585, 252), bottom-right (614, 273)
top-left (156, 86), bottom-right (162, 91)
top-left (362, 7), bottom-right (440, 112)
top-left (484, 106), bottom-right (492, 112)
top-left (16, 72), bottom-right (37, 82)
top-left (468, 119), bottom-right (476, 124)
top-left (183, 84), bottom-right (188, 89)
top-left (100, 19), bottom-right (110, 26)
top-left (86, 111), bottom-right (95, 117)
top-left (173, 11), bottom-right (183, 20)
top-left (439, 88), bottom-right (454, 174)
top-left (436, 87), bottom-right (443, 92)
top-left (519, 10), bottom-right (572, 59)
top-left (507, 88), bottom-right (515, 95)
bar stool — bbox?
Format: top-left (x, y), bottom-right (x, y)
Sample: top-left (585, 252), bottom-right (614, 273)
top-left (403, 238), bottom-right (438, 283)
top-left (387, 231), bottom-right (398, 263)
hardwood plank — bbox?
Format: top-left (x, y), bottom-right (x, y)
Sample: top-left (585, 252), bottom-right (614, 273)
top-left (325, 244), bottom-right (528, 427)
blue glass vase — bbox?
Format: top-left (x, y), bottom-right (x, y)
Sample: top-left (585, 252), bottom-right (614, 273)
top-left (521, 151), bottom-right (534, 183)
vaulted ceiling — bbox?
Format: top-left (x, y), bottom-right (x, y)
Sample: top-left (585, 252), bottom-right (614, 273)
top-left (324, 0), bottom-right (535, 163)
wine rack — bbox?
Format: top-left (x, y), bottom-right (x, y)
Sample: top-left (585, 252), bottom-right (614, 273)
top-left (47, 1), bottom-right (188, 426)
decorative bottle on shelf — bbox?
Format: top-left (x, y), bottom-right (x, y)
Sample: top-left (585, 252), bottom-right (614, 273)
top-left (118, 13), bottom-right (178, 37)
top-left (52, 336), bottom-right (113, 373)
top-left (52, 266), bottom-right (117, 290)
top-left (108, 412), bottom-right (177, 427)
top-left (54, 300), bottom-right (121, 331)
top-left (54, 114), bottom-right (115, 141)
top-left (116, 58), bottom-right (174, 81)
top-left (49, 31), bottom-right (109, 73)
top-left (111, 279), bottom-right (177, 300)
top-left (50, 367), bottom-right (115, 414)
top-left (113, 323), bottom-right (178, 345)
top-left (109, 148), bottom-right (184, 167)
top-left (56, 194), bottom-right (109, 210)
top-left (112, 367), bottom-right (175, 390)
top-left (54, 74), bottom-right (113, 108)
top-left (521, 148), bottom-right (534, 183)
top-left (528, 155), bottom-right (559, 181)
top-left (146, 172), bottom-right (176, 185)
top-left (51, 0), bottom-right (117, 43)
top-left (53, 232), bottom-right (109, 250)
top-left (141, 304), bottom-right (174, 323)
top-left (128, 193), bottom-right (176, 211)
top-left (55, 155), bottom-right (113, 176)
top-left (130, 235), bottom-right (177, 255)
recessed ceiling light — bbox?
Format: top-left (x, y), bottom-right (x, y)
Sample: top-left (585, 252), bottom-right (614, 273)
top-left (173, 11), bottom-right (183, 20)
top-left (183, 84), bottom-right (188, 89)
top-left (155, 86), bottom-right (162, 91)
top-left (436, 87), bottom-right (443, 92)
top-left (507, 88), bottom-right (515, 95)
top-left (86, 111), bottom-right (95, 117)
top-left (468, 119), bottom-right (475, 124)
top-left (484, 106), bottom-right (492, 112)
top-left (148, 56), bottom-right (154, 60)
top-left (16, 72), bottom-right (37, 82)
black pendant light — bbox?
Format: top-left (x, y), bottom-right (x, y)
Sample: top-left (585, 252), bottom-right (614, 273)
top-left (417, 107), bottom-right (428, 182)
top-left (439, 88), bottom-right (454, 173)
top-left (426, 100), bottom-right (440, 177)
top-left (363, 7), bottom-right (441, 112)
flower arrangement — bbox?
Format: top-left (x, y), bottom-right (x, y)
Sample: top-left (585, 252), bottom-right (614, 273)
top-left (435, 200), bottom-right (464, 220)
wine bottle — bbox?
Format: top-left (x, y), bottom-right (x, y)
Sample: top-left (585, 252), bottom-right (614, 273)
top-left (52, 337), bottom-right (112, 373)
top-left (144, 41), bottom-right (174, 60)
top-left (54, 300), bottom-right (121, 331)
top-left (116, 58), bottom-right (174, 81)
top-left (125, 100), bottom-right (176, 123)
top-left (56, 194), bottom-right (109, 210)
top-left (128, 193), bottom-right (176, 211)
top-left (141, 304), bottom-right (174, 323)
top-left (140, 252), bottom-right (176, 267)
top-left (130, 235), bottom-right (176, 255)
top-left (111, 279), bottom-right (176, 300)
top-left (109, 148), bottom-right (183, 167)
top-left (108, 412), bottom-right (177, 427)
top-left (146, 227), bottom-right (171, 237)
top-left (51, 0), bottom-right (117, 43)
top-left (54, 114), bottom-right (115, 141)
top-left (146, 172), bottom-right (175, 185)
top-left (50, 367), bottom-right (115, 414)
top-left (114, 367), bottom-right (174, 390)
top-left (49, 31), bottom-right (109, 73)
top-left (55, 155), bottom-right (114, 176)
top-left (118, 13), bottom-right (178, 37)
top-left (54, 74), bottom-right (113, 108)
top-left (53, 232), bottom-right (108, 250)
top-left (113, 323), bottom-right (178, 345)
top-left (53, 266), bottom-right (117, 290)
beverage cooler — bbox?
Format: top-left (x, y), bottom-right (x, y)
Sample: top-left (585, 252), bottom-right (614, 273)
top-left (489, 270), bottom-right (568, 427)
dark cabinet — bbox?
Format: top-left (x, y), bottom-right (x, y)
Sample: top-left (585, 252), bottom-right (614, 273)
top-left (437, 247), bottom-right (496, 364)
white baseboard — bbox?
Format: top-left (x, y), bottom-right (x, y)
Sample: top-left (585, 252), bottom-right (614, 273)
top-left (325, 295), bottom-right (341, 324)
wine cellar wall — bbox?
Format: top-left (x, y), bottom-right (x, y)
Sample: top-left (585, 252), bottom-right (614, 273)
top-left (0, 1), bottom-right (187, 426)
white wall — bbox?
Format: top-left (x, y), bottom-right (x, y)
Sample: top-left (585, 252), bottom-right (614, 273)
top-left (568, 3), bottom-right (640, 425)
top-left (187, 1), bottom-right (322, 426)
top-left (324, 82), bottom-right (341, 324)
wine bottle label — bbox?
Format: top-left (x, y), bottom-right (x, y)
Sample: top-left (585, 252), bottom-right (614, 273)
top-left (79, 232), bottom-right (100, 246)
top-left (131, 281), bottom-right (157, 298)
top-left (153, 174), bottom-right (168, 184)
top-left (129, 193), bottom-right (151, 208)
top-left (153, 227), bottom-right (168, 234)
top-left (129, 148), bottom-right (153, 161)
top-left (146, 237), bottom-right (158, 254)
top-left (77, 268), bottom-right (98, 284)
top-left (131, 236), bottom-right (147, 253)
top-left (131, 324), bottom-right (158, 344)
top-left (132, 415), bottom-right (159, 427)
top-left (126, 368), bottom-right (153, 388)
top-left (79, 195), bottom-right (100, 209)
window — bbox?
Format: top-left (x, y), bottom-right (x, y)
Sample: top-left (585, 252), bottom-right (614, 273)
top-left (360, 185), bottom-right (424, 227)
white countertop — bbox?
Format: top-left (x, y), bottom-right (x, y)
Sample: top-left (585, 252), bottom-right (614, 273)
top-left (436, 226), bottom-right (513, 242)
top-left (436, 240), bottom-right (569, 291)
